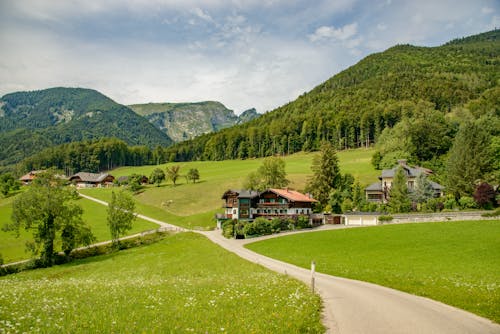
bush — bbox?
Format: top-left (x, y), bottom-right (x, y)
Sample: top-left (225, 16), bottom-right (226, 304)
top-left (482, 208), bottom-right (500, 217)
top-left (443, 196), bottom-right (457, 210)
top-left (378, 215), bottom-right (393, 222)
top-left (422, 198), bottom-right (445, 212)
top-left (296, 216), bottom-right (311, 229)
top-left (222, 220), bottom-right (237, 239)
top-left (459, 196), bottom-right (476, 210)
top-left (243, 218), bottom-right (273, 237)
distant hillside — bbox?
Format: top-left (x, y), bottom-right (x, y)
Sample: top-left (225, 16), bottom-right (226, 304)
top-left (0, 87), bottom-right (173, 168)
top-left (165, 29), bottom-right (500, 162)
top-left (128, 102), bottom-right (259, 142)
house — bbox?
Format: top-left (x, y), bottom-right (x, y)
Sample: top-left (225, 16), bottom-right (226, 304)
top-left (69, 172), bottom-right (115, 188)
top-left (19, 170), bottom-right (44, 185)
top-left (218, 188), bottom-right (318, 227)
top-left (365, 159), bottom-right (444, 203)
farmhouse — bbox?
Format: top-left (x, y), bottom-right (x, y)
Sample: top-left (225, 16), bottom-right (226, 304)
top-left (69, 172), bottom-right (115, 188)
top-left (365, 159), bottom-right (444, 203)
top-left (19, 170), bottom-right (44, 185)
top-left (219, 188), bottom-right (317, 223)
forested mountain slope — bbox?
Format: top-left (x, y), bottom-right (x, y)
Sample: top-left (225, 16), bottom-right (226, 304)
top-left (128, 102), bottom-right (259, 142)
top-left (165, 29), bottom-right (499, 163)
top-left (0, 88), bottom-right (173, 167)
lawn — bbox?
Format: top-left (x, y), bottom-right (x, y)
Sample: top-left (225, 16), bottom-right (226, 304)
top-left (246, 220), bottom-right (500, 323)
top-left (0, 195), bottom-right (158, 263)
top-left (0, 232), bottom-right (324, 333)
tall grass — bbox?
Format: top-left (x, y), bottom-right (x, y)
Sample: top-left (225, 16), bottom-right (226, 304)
top-left (0, 233), bottom-right (324, 333)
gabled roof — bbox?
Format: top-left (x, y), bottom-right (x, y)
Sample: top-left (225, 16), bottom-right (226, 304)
top-left (19, 170), bottom-right (45, 182)
top-left (430, 181), bottom-right (445, 190)
top-left (365, 182), bottom-right (383, 192)
top-left (267, 188), bottom-right (317, 203)
top-left (69, 172), bottom-right (114, 183)
top-left (222, 189), bottom-right (260, 200)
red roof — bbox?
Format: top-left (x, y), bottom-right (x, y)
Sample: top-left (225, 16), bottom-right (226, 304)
top-left (268, 188), bottom-right (317, 203)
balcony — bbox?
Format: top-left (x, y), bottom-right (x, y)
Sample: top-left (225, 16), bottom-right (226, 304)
top-left (256, 203), bottom-right (289, 209)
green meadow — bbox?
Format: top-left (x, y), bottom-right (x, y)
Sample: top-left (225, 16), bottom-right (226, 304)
top-left (0, 196), bottom-right (157, 263)
top-left (0, 232), bottom-right (324, 333)
top-left (1, 148), bottom-right (376, 263)
top-left (246, 220), bottom-right (500, 323)
top-left (81, 148), bottom-right (377, 228)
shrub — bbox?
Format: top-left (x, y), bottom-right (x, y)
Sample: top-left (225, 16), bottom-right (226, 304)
top-left (296, 216), bottom-right (311, 229)
top-left (422, 198), bottom-right (445, 212)
top-left (474, 182), bottom-right (496, 209)
top-left (444, 196), bottom-right (457, 210)
top-left (222, 220), bottom-right (237, 239)
top-left (243, 218), bottom-right (273, 237)
top-left (482, 208), bottom-right (500, 217)
top-left (378, 215), bottom-right (393, 222)
top-left (459, 196), bottom-right (477, 210)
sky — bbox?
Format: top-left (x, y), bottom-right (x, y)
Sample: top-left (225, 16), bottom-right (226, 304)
top-left (0, 1), bottom-right (498, 114)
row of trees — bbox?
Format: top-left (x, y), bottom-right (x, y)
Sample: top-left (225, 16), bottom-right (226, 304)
top-left (2, 171), bottom-right (137, 267)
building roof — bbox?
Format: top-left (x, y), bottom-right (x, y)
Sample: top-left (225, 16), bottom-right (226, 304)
top-left (365, 182), bottom-right (383, 192)
top-left (222, 189), bottom-right (260, 199)
top-left (69, 172), bottom-right (114, 183)
top-left (268, 188), bottom-right (318, 203)
top-left (19, 170), bottom-right (45, 182)
top-left (380, 160), bottom-right (434, 179)
top-left (430, 181), bottom-right (445, 190)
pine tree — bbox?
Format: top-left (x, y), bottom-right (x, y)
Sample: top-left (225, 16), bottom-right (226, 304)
top-left (446, 121), bottom-right (492, 198)
top-left (388, 166), bottom-right (411, 213)
top-left (410, 172), bottom-right (435, 208)
top-left (306, 142), bottom-right (341, 206)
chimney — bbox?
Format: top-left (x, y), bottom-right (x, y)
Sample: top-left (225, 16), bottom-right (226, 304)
top-left (398, 159), bottom-right (407, 167)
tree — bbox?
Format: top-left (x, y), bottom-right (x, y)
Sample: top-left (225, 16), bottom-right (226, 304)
top-left (5, 171), bottom-right (94, 266)
top-left (0, 173), bottom-right (20, 197)
top-left (410, 173), bottom-right (435, 209)
top-left (186, 168), bottom-right (200, 183)
top-left (388, 166), bottom-right (411, 213)
top-left (150, 168), bottom-right (165, 187)
top-left (166, 165), bottom-right (181, 186)
top-left (128, 174), bottom-right (143, 192)
top-left (107, 190), bottom-right (136, 246)
top-left (473, 182), bottom-right (496, 209)
top-left (446, 121), bottom-right (493, 198)
top-left (306, 142), bottom-right (341, 206)
top-left (244, 156), bottom-right (289, 191)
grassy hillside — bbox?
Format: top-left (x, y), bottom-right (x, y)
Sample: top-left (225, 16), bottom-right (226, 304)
top-left (0, 233), bottom-right (324, 333)
top-left (80, 148), bottom-right (376, 223)
top-left (0, 196), bottom-right (158, 263)
top-left (247, 220), bottom-right (500, 323)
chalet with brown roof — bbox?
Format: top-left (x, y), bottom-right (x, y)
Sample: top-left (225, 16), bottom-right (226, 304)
top-left (219, 188), bottom-right (317, 222)
top-left (69, 172), bottom-right (115, 188)
top-left (19, 170), bottom-right (44, 185)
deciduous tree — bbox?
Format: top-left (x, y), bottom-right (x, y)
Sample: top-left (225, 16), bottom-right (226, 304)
top-left (150, 168), bottom-right (165, 187)
top-left (5, 171), bottom-right (94, 266)
top-left (166, 165), bottom-right (181, 186)
top-left (186, 168), bottom-right (200, 184)
top-left (107, 190), bottom-right (136, 246)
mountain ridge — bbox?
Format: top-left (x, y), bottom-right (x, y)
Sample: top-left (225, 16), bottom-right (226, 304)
top-left (128, 101), bottom-right (259, 142)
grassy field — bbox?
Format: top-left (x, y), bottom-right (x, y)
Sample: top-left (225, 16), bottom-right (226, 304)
top-left (0, 196), bottom-right (158, 263)
top-left (0, 232), bottom-right (324, 333)
top-left (82, 148), bottom-right (377, 228)
top-left (246, 220), bottom-right (500, 323)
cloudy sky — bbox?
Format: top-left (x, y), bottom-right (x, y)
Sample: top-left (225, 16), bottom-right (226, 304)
top-left (0, 1), bottom-right (498, 114)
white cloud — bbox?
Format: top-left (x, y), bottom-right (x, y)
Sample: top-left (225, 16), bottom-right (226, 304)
top-left (481, 7), bottom-right (494, 15)
top-left (309, 22), bottom-right (358, 42)
top-left (190, 7), bottom-right (214, 23)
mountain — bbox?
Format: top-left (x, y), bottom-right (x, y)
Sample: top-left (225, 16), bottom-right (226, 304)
top-left (0, 87), bottom-right (173, 167)
top-left (164, 29), bottom-right (500, 162)
top-left (128, 102), bottom-right (259, 142)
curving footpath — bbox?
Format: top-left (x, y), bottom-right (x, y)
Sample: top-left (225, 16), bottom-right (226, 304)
top-left (200, 229), bottom-right (500, 334)
top-left (75, 194), bottom-right (500, 334)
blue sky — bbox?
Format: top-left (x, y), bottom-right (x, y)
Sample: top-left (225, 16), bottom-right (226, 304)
top-left (0, 0), bottom-right (498, 114)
